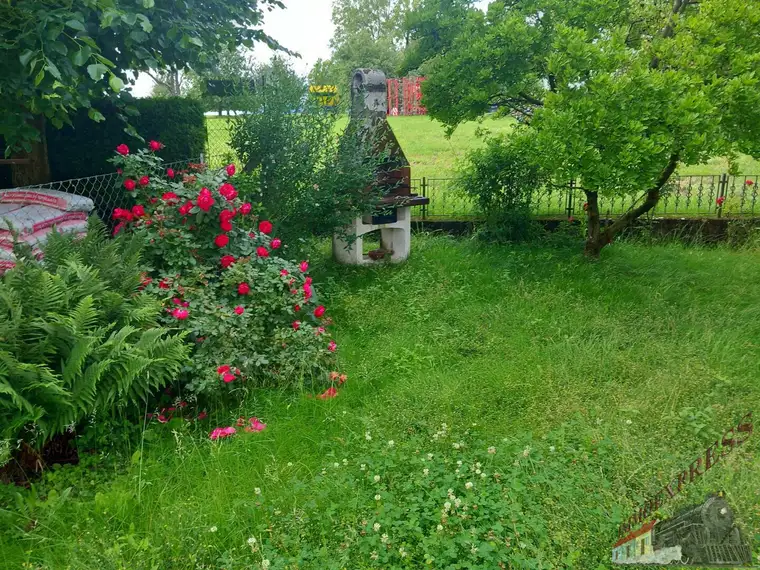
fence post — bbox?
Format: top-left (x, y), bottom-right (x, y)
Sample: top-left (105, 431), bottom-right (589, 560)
top-left (717, 173), bottom-right (728, 218)
top-left (200, 152), bottom-right (205, 165)
top-left (566, 179), bottom-right (576, 219)
top-left (421, 177), bottom-right (428, 221)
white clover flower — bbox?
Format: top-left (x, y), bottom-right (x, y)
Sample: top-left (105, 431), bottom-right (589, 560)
top-left (381, 533), bottom-right (389, 544)
top-left (373, 475), bottom-right (381, 482)
top-left (514, 459), bottom-right (520, 466)
top-left (287, 462), bottom-right (293, 467)
top-left (209, 526), bottom-right (218, 533)
top-left (596, 418), bottom-right (603, 425)
top-left (262, 560), bottom-right (270, 570)
top-left (254, 487), bottom-right (262, 495)
top-left (454, 498), bottom-right (462, 508)
top-left (360, 463), bottom-right (367, 470)
top-left (399, 547), bottom-right (407, 558)
top-left (549, 446), bottom-right (556, 453)
top-left (471, 545), bottom-right (478, 555)
top-left (475, 462), bottom-right (481, 468)
top-left (423, 468), bottom-right (429, 476)
top-left (365, 431), bottom-right (372, 441)
top-left (432, 433), bottom-right (439, 440)
top-left (452, 442), bottom-right (460, 450)
top-left (457, 460), bottom-right (462, 466)
top-left (522, 446), bottom-right (531, 457)
top-left (247, 537), bottom-right (257, 545)
top-left (373, 522), bottom-right (381, 532)
top-left (387, 440), bottom-right (395, 447)
top-left (481, 473), bottom-right (487, 478)
top-left (371, 551), bottom-right (379, 560)
top-left (465, 481), bottom-right (474, 490)
top-left (447, 488), bottom-right (454, 495)
top-left (455, 469), bottom-right (460, 474)
top-left (625, 419), bottom-right (632, 425)
top-left (375, 494), bottom-right (382, 501)
top-left (475, 469), bottom-right (481, 475)
top-left (444, 501), bottom-right (452, 510)
top-left (334, 462), bottom-right (340, 468)
top-left (437, 524), bottom-right (443, 531)
top-left (487, 446), bottom-right (496, 454)
top-left (427, 453), bottom-right (433, 460)
top-left (343, 458), bottom-right (348, 465)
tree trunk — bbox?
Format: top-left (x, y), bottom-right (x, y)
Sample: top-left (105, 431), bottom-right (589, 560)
top-left (583, 153), bottom-right (680, 258)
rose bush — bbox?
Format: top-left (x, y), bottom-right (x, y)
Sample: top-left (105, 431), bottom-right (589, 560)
top-left (109, 142), bottom-right (338, 396)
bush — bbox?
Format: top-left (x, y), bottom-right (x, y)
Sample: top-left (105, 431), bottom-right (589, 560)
top-left (109, 139), bottom-right (339, 397)
top-left (0, 219), bottom-right (190, 450)
top-left (46, 97), bottom-right (206, 181)
top-left (228, 58), bottom-right (385, 248)
top-left (457, 132), bottom-right (547, 242)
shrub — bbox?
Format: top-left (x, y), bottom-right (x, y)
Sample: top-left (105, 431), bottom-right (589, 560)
top-left (228, 58), bottom-right (385, 248)
top-left (110, 140), bottom-right (338, 397)
top-left (457, 132), bottom-right (547, 242)
top-left (46, 97), bottom-right (206, 180)
top-left (0, 220), bottom-right (190, 450)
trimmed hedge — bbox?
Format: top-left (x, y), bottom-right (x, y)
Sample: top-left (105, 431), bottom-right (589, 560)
top-left (46, 98), bottom-right (206, 181)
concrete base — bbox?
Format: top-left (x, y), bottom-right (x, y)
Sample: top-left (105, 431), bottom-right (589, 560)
top-left (333, 207), bottom-right (411, 265)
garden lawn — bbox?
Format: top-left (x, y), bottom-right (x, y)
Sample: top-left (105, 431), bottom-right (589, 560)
top-left (2, 236), bottom-right (760, 569)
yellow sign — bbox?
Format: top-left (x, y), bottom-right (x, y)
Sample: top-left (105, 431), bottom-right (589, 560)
top-left (309, 85), bottom-right (339, 107)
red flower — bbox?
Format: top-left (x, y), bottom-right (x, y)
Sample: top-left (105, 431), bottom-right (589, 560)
top-left (162, 192), bottom-right (179, 203)
top-left (256, 246), bottom-right (269, 258)
top-left (217, 364), bottom-right (231, 375)
top-left (139, 176), bottom-right (150, 187)
top-left (167, 168), bottom-right (175, 179)
top-left (178, 200), bottom-right (194, 216)
top-left (339, 374), bottom-right (347, 385)
top-left (124, 179), bottom-right (136, 191)
top-left (292, 321), bottom-right (300, 330)
top-left (158, 278), bottom-right (171, 289)
top-left (223, 372), bottom-right (236, 383)
top-left (197, 411), bottom-right (208, 421)
top-left (271, 238), bottom-right (282, 249)
top-left (314, 305), bottom-right (326, 318)
top-left (317, 386), bottom-right (338, 400)
top-left (294, 304), bottom-right (301, 312)
top-left (716, 196), bottom-right (726, 206)
top-left (112, 208), bottom-right (133, 222)
top-left (234, 305), bottom-right (245, 315)
top-left (172, 297), bottom-right (183, 305)
top-left (172, 308), bottom-right (189, 320)
top-left (219, 183), bottom-right (237, 201)
top-left (157, 414), bottom-right (168, 423)
top-left (197, 187), bottom-right (214, 212)
top-left (240, 202), bottom-right (252, 215)
top-left (305, 277), bottom-right (313, 286)
top-left (116, 168), bottom-right (123, 175)
top-left (131, 205), bottom-right (146, 218)
top-left (746, 180), bottom-right (754, 186)
top-left (328, 340), bottom-right (337, 352)
top-left (238, 282), bottom-right (250, 295)
top-left (281, 269), bottom-right (289, 277)
top-left (245, 417), bottom-right (266, 432)
top-left (220, 255), bottom-right (236, 268)
top-left (219, 209), bottom-right (235, 222)
top-left (149, 140), bottom-right (163, 151)
top-left (583, 202), bottom-right (588, 211)
top-left (299, 261), bottom-right (309, 273)
top-left (116, 144), bottom-right (129, 155)
top-left (220, 219), bottom-right (233, 232)
top-left (113, 222), bottom-right (125, 236)
top-left (226, 163), bottom-right (236, 177)
top-left (139, 275), bottom-right (152, 290)
top-left (214, 234), bottom-right (229, 248)
top-left (258, 220), bottom-right (273, 235)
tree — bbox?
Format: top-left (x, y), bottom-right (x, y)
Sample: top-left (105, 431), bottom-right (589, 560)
top-left (149, 68), bottom-right (193, 98)
top-left (411, 0), bottom-right (760, 256)
top-left (0, 0), bottom-right (285, 156)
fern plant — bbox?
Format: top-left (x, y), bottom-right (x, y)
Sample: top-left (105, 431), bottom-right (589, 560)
top-left (0, 219), bottom-right (190, 449)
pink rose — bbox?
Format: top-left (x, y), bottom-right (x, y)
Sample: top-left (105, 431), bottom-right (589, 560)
top-left (226, 163), bottom-right (236, 177)
top-left (271, 238), bottom-right (282, 249)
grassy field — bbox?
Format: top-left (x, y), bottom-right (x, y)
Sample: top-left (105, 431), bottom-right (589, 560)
top-left (2, 236), bottom-right (759, 568)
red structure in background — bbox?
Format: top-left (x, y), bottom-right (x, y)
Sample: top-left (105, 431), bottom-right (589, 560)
top-left (386, 77), bottom-right (426, 116)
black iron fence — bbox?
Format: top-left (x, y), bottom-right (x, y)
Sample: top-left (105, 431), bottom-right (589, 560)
top-left (412, 174), bottom-right (760, 221)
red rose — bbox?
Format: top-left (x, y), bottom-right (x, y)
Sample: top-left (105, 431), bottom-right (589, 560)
top-left (217, 364), bottom-right (231, 375)
top-left (234, 305), bottom-right (245, 315)
top-left (124, 179), bottom-right (136, 191)
top-left (197, 411), bottom-right (208, 420)
top-left (281, 269), bottom-right (289, 277)
top-left (139, 275), bottom-right (152, 290)
top-left (292, 321), bottom-right (300, 330)
top-left (237, 282), bottom-right (250, 295)
top-left (256, 246), bottom-right (269, 258)
top-left (162, 192), bottom-right (179, 203)
top-left (214, 234), bottom-right (229, 248)
top-left (178, 200), bottom-right (194, 216)
top-left (223, 372), bottom-right (236, 383)
top-left (158, 278), bottom-right (171, 289)
top-left (294, 304), bottom-right (301, 312)
top-left (314, 305), bottom-right (326, 318)
top-left (139, 176), bottom-right (150, 187)
top-left (258, 220), bottom-right (273, 234)
top-left (240, 202), bottom-right (252, 215)
top-left (716, 196), bottom-right (726, 206)
top-left (219, 183), bottom-right (237, 201)
top-left (220, 220), bottom-right (233, 232)
top-left (116, 144), bottom-right (129, 155)
top-left (112, 222), bottom-right (125, 236)
top-left (131, 205), bottom-right (146, 218)
top-left (149, 140), bottom-right (163, 151)
top-left (220, 255), bottom-right (236, 268)
top-left (167, 168), bottom-right (175, 179)
top-left (328, 340), bottom-right (337, 352)
top-left (112, 208), bottom-right (133, 222)
top-left (746, 180), bottom-right (754, 186)
top-left (172, 308), bottom-right (189, 320)
top-left (271, 238), bottom-right (282, 249)
top-left (197, 188), bottom-right (214, 212)
top-left (226, 163), bottom-right (236, 177)
top-left (299, 261), bottom-right (309, 273)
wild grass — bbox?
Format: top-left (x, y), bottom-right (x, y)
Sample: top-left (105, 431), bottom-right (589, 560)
top-left (2, 235), bottom-right (759, 568)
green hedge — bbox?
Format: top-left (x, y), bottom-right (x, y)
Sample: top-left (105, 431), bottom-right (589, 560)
top-left (46, 98), bottom-right (206, 181)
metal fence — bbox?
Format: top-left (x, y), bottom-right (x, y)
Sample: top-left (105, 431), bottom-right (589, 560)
top-left (413, 174), bottom-right (760, 221)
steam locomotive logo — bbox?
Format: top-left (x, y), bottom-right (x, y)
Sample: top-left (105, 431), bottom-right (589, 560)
top-left (612, 494), bottom-right (753, 566)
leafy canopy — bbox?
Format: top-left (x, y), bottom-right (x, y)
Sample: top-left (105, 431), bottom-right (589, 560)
top-left (0, 0), bottom-right (284, 155)
top-left (416, 0), bottom-right (760, 197)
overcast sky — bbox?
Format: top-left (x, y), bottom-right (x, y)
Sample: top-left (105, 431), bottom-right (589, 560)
top-left (132, 0), bottom-right (489, 97)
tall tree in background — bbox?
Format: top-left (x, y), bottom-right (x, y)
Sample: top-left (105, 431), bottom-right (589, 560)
top-left (0, 0), bottom-right (285, 157)
top-left (412, 0), bottom-right (760, 256)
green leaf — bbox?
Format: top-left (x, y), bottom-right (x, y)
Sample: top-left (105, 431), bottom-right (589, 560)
top-left (86, 63), bottom-right (108, 81)
top-left (108, 74), bottom-right (124, 92)
top-left (19, 50), bottom-right (35, 68)
top-left (34, 68), bottom-right (45, 86)
top-left (65, 19), bottom-right (86, 32)
top-left (88, 108), bottom-right (105, 122)
top-left (45, 61), bottom-right (62, 80)
top-left (51, 42), bottom-right (68, 55)
top-left (188, 37), bottom-right (203, 47)
top-left (142, 0), bottom-right (155, 7)
top-left (121, 13), bottom-right (138, 26)
top-left (129, 30), bottom-right (148, 43)
top-left (73, 46), bottom-right (92, 66)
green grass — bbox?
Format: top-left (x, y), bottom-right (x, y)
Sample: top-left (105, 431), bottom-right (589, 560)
top-left (3, 236), bottom-right (760, 568)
